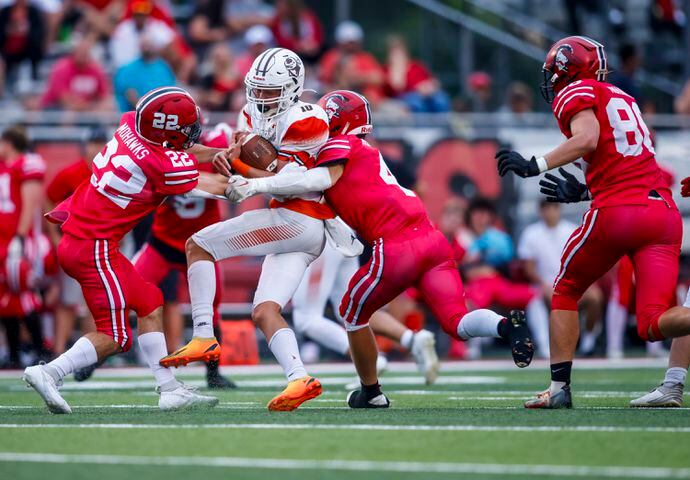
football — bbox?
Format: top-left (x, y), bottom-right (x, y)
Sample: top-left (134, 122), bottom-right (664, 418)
top-left (240, 133), bottom-right (279, 172)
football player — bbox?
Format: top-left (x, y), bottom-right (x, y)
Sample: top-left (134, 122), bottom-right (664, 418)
top-left (161, 48), bottom-right (334, 412)
top-left (292, 237), bottom-right (440, 385)
top-left (226, 90), bottom-right (534, 408)
top-left (496, 36), bottom-right (690, 409)
top-left (133, 122), bottom-right (236, 389)
top-left (0, 126), bottom-right (49, 366)
top-left (24, 86), bottom-right (232, 413)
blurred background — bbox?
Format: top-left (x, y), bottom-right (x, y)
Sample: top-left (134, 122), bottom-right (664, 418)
top-left (2, 0), bottom-right (690, 370)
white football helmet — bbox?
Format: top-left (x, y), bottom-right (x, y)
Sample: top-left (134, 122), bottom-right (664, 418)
top-left (245, 47), bottom-right (305, 119)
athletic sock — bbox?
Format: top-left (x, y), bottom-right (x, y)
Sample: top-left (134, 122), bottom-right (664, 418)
top-left (400, 329), bottom-right (414, 350)
top-left (663, 367), bottom-right (687, 387)
top-left (549, 361), bottom-right (572, 394)
top-left (44, 336), bottom-right (98, 382)
top-left (457, 309), bottom-right (504, 340)
top-left (188, 261), bottom-right (216, 338)
top-left (268, 328), bottom-right (308, 382)
top-left (138, 332), bottom-right (179, 391)
top-left (361, 381), bottom-right (382, 400)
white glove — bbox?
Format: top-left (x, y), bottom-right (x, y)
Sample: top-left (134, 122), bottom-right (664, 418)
top-left (225, 175), bottom-right (257, 203)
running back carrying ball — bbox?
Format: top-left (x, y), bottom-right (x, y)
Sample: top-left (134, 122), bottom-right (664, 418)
top-left (240, 133), bottom-right (279, 172)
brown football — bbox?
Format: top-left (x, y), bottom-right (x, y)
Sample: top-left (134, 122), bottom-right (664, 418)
top-left (240, 133), bottom-right (279, 172)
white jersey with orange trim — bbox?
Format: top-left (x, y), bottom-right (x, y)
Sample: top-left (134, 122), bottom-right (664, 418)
top-left (240, 101), bottom-right (333, 219)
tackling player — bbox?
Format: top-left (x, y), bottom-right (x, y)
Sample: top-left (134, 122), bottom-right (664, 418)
top-left (133, 123), bottom-right (235, 389)
top-left (160, 48), bottom-right (334, 411)
top-left (23, 86), bottom-right (231, 413)
top-left (226, 90), bottom-right (534, 408)
top-left (496, 36), bottom-right (690, 409)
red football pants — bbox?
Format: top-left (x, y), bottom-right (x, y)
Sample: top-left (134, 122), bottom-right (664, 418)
top-left (339, 227), bottom-right (468, 340)
top-left (58, 235), bottom-right (163, 352)
top-left (464, 274), bottom-right (537, 310)
top-left (553, 201), bottom-right (682, 341)
top-left (133, 242), bottom-right (222, 325)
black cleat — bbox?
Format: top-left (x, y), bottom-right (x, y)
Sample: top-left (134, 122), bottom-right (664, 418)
top-left (347, 389), bottom-right (390, 409)
top-left (206, 360), bottom-right (236, 390)
top-left (73, 361), bottom-right (102, 382)
top-left (524, 385), bottom-right (573, 409)
top-left (507, 310), bottom-right (534, 368)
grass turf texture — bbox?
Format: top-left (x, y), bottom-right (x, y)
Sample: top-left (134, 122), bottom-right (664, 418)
top-left (1, 362), bottom-right (689, 479)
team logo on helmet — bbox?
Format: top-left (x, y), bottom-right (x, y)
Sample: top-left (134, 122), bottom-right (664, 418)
top-left (324, 94), bottom-right (347, 120)
top-left (284, 56), bottom-right (302, 78)
top-left (555, 44), bottom-right (573, 72)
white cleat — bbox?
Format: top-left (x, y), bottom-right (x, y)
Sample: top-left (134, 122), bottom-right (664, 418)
top-left (158, 383), bottom-right (219, 411)
top-left (630, 383), bottom-right (683, 408)
top-left (411, 330), bottom-right (440, 385)
top-left (22, 364), bottom-right (71, 414)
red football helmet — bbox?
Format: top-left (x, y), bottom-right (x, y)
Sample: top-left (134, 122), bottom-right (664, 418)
top-left (135, 86), bottom-right (202, 149)
top-left (541, 36), bottom-right (608, 103)
top-left (317, 90), bottom-right (373, 137)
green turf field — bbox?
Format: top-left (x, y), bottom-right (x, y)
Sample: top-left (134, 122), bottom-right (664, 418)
top-left (1, 360), bottom-right (689, 479)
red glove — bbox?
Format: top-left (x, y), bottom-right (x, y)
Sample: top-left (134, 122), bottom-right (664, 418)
top-left (681, 177), bottom-right (690, 197)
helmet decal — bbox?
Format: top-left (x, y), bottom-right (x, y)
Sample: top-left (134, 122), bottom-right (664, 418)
top-left (324, 94), bottom-right (347, 120)
top-left (284, 56), bottom-right (301, 79)
top-left (253, 48), bottom-right (279, 77)
top-left (554, 44), bottom-right (573, 72)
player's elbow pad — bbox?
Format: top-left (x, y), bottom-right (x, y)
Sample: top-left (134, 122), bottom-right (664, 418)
top-left (253, 167), bottom-right (333, 195)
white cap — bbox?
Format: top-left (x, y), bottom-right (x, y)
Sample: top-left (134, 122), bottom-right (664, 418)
top-left (335, 21), bottom-right (364, 44)
top-left (245, 25), bottom-right (273, 46)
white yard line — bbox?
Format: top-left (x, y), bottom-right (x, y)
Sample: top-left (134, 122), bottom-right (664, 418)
top-left (1, 423), bottom-right (690, 433)
top-left (0, 452), bottom-right (686, 478)
top-left (0, 357), bottom-right (669, 380)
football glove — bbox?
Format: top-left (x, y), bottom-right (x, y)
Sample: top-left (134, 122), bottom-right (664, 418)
top-left (496, 149), bottom-right (540, 178)
top-left (681, 177), bottom-right (690, 197)
top-left (225, 175), bottom-right (256, 203)
top-left (538, 168), bottom-right (590, 203)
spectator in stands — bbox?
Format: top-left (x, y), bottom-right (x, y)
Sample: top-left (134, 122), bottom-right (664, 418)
top-left (270, 0), bottom-right (323, 64)
top-left (109, 0), bottom-right (174, 68)
top-left (460, 198), bottom-right (548, 358)
top-left (649, 0), bottom-right (685, 37)
top-left (197, 42), bottom-right (242, 112)
top-left (610, 43), bottom-right (642, 104)
top-left (113, 34), bottom-right (175, 112)
top-left (38, 37), bottom-right (112, 111)
top-left (319, 21), bottom-right (385, 104)
top-left (674, 79), bottom-right (690, 114)
top-left (518, 200), bottom-right (604, 357)
top-left (465, 71), bottom-right (495, 112)
top-left (496, 82), bottom-right (534, 123)
top-left (235, 24), bottom-right (274, 78)
top-left (384, 36), bottom-right (449, 113)
top-left (188, 0), bottom-right (229, 57)
top-left (0, 0), bottom-right (46, 92)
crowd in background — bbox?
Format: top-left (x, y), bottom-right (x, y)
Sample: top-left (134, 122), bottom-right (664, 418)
top-left (0, 0), bottom-right (688, 368)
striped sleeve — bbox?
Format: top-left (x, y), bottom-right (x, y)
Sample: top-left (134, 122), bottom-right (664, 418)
top-left (552, 81), bottom-right (596, 131)
top-left (18, 153), bottom-right (46, 182)
top-left (156, 152), bottom-right (199, 195)
top-left (315, 136), bottom-right (351, 167)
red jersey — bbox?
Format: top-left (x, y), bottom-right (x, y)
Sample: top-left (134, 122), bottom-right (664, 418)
top-left (0, 153), bottom-right (45, 254)
top-left (46, 159), bottom-right (91, 204)
top-left (50, 112), bottom-right (199, 242)
top-left (552, 79), bottom-right (672, 209)
top-left (315, 135), bottom-right (431, 244)
top-left (150, 125), bottom-right (228, 252)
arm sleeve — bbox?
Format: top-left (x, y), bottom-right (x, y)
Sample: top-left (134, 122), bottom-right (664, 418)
top-left (19, 154), bottom-right (46, 182)
top-left (251, 166), bottom-right (332, 196)
top-left (314, 137), bottom-right (352, 167)
top-left (552, 82), bottom-right (596, 131)
top-left (155, 153), bottom-right (200, 196)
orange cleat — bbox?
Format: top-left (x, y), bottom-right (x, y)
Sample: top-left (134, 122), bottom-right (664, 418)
top-left (160, 337), bottom-right (220, 368)
top-left (267, 376), bottom-right (322, 411)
